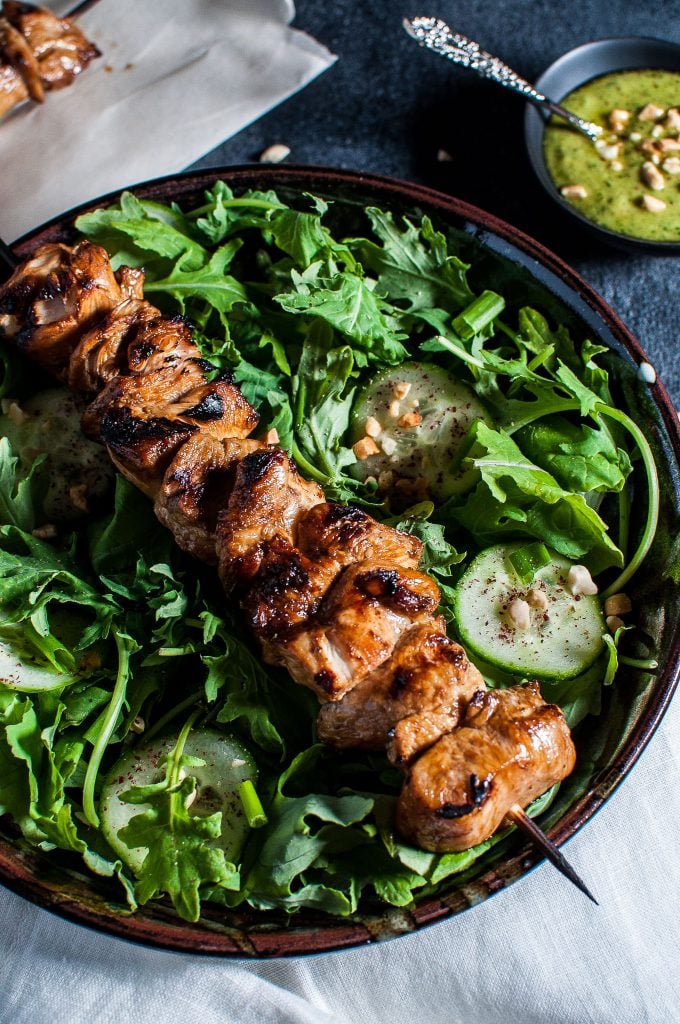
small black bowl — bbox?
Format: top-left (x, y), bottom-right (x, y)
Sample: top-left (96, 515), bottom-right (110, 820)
top-left (524, 37), bottom-right (680, 254)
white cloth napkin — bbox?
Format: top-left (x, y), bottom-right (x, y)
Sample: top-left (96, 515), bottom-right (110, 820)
top-left (0, 0), bottom-right (335, 241)
top-left (1, 694), bottom-right (679, 1023)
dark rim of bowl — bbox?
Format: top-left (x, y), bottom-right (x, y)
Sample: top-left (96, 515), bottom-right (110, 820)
top-left (524, 36), bottom-right (680, 252)
top-left (2, 164), bottom-right (680, 957)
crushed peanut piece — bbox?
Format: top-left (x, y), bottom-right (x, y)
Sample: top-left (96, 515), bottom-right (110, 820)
top-left (364, 415), bottom-right (382, 438)
top-left (398, 410), bottom-right (422, 429)
top-left (7, 401), bottom-right (29, 425)
top-left (380, 435), bottom-right (398, 457)
top-left (388, 399), bottom-right (401, 419)
top-left (560, 183), bottom-right (588, 199)
top-left (392, 380), bottom-right (412, 400)
top-left (662, 156), bottom-right (680, 174)
top-left (664, 108), bottom-right (680, 132)
top-left (629, 131), bottom-right (642, 143)
top-left (604, 593), bottom-right (632, 617)
top-left (352, 436), bottom-right (380, 460)
top-left (32, 523), bottom-right (57, 541)
top-left (599, 143), bottom-right (621, 161)
top-left (651, 125), bottom-right (664, 138)
top-left (261, 427), bottom-right (280, 445)
top-left (507, 598), bottom-right (531, 630)
top-left (69, 483), bottom-right (89, 512)
top-left (641, 194), bottom-right (666, 213)
top-left (637, 360), bottom-right (657, 383)
top-left (606, 615), bottom-right (626, 633)
top-left (566, 564), bottom-right (598, 597)
top-left (259, 143), bottom-right (291, 164)
top-left (640, 138), bottom-right (662, 155)
top-left (608, 108), bottom-right (630, 131)
top-left (638, 103), bottom-right (665, 121)
top-left (641, 161), bottom-right (665, 190)
top-left (611, 160), bottom-right (624, 172)
top-left (659, 136), bottom-right (680, 152)
top-left (526, 587), bottom-right (549, 611)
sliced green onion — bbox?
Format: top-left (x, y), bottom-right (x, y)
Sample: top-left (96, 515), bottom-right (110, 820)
top-left (238, 779), bottom-right (268, 829)
top-left (508, 542), bottom-right (552, 583)
top-left (452, 290), bottom-right (505, 340)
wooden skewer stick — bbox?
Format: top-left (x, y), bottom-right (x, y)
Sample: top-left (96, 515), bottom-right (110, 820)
top-left (507, 803), bottom-right (598, 905)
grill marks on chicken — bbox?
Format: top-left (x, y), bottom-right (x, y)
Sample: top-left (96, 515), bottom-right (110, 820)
top-left (397, 682), bottom-right (576, 851)
top-left (0, 239), bottom-right (577, 854)
top-left (0, 2), bottom-right (99, 120)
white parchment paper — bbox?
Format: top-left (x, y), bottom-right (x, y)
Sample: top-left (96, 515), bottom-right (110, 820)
top-left (0, 0), bottom-right (335, 240)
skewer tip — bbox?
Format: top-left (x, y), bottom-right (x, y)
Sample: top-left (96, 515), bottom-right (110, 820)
top-left (508, 804), bottom-right (599, 905)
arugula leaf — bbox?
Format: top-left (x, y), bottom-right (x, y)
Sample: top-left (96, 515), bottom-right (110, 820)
top-left (275, 268), bottom-right (408, 366)
top-left (291, 321), bottom-right (357, 489)
top-left (515, 415), bottom-right (631, 493)
top-left (119, 723), bottom-right (240, 922)
top-left (357, 209), bottom-right (473, 312)
top-left (0, 436), bottom-right (44, 533)
top-left (451, 421), bottom-right (623, 571)
top-left (245, 747), bottom-right (374, 913)
top-left (143, 241), bottom-right (247, 328)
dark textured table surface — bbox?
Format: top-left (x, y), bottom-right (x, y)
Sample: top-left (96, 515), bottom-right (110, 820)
top-left (192, 0), bottom-right (680, 403)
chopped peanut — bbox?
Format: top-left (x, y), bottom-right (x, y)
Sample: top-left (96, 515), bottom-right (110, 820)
top-left (364, 415), bottom-right (382, 438)
top-left (380, 435), bottom-right (398, 456)
top-left (611, 160), bottom-right (624, 172)
top-left (352, 436), bottom-right (380, 460)
top-left (664, 108), bottom-right (680, 132)
top-left (641, 194), bottom-right (666, 213)
top-left (608, 108), bottom-right (630, 131)
top-left (641, 161), bottom-right (665, 190)
top-left (662, 157), bottom-right (680, 174)
top-left (32, 523), bottom-right (57, 540)
top-left (560, 183), bottom-right (588, 199)
top-left (397, 410), bottom-right (422, 429)
top-left (7, 401), bottom-right (29, 425)
top-left (259, 143), bottom-right (290, 164)
top-left (606, 615), bottom-right (626, 633)
top-left (566, 565), bottom-right (598, 597)
top-left (68, 483), bottom-right (89, 512)
top-left (508, 598), bottom-right (531, 630)
top-left (659, 137), bottom-right (680, 152)
top-left (604, 593), bottom-right (632, 617)
top-left (638, 103), bottom-right (665, 121)
top-left (599, 143), bottom-right (621, 161)
top-left (388, 399), bottom-right (401, 419)
top-left (261, 427), bottom-right (280, 445)
top-left (392, 380), bottom-right (412, 400)
top-left (526, 588), bottom-right (549, 611)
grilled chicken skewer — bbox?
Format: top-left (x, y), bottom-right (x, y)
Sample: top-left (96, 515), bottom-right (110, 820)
top-left (0, 240), bottom-right (591, 892)
top-left (0, 1), bottom-right (99, 121)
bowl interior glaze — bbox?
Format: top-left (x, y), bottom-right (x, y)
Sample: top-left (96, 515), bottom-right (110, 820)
top-left (1, 166), bottom-right (679, 957)
top-left (524, 37), bottom-right (680, 253)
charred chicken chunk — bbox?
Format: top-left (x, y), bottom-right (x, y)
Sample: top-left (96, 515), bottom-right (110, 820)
top-left (396, 681), bottom-right (576, 852)
top-left (0, 2), bottom-right (99, 119)
top-left (0, 242), bottom-right (128, 374)
top-left (270, 561), bottom-right (440, 700)
top-left (317, 622), bottom-right (484, 760)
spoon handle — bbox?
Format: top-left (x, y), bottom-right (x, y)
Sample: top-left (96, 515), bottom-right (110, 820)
top-left (404, 17), bottom-right (601, 139)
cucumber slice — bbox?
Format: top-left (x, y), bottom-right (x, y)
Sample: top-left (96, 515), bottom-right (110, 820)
top-left (452, 543), bottom-right (605, 680)
top-left (100, 729), bottom-right (257, 873)
top-left (350, 361), bottom-right (490, 499)
top-left (0, 634), bottom-right (78, 692)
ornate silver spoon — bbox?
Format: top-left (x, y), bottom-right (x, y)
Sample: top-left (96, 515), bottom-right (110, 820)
top-left (403, 17), bottom-right (603, 140)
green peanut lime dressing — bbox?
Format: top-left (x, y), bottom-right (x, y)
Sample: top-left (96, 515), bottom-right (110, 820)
top-left (543, 69), bottom-right (680, 241)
